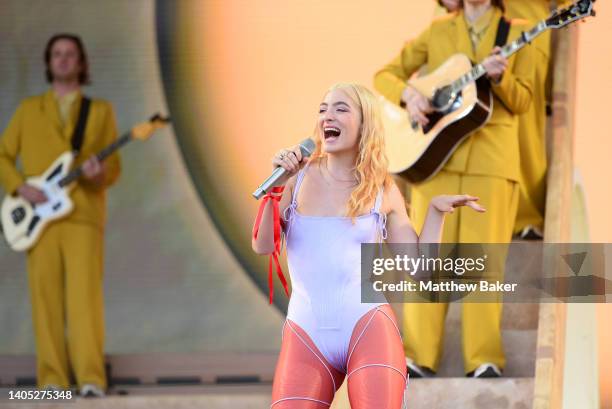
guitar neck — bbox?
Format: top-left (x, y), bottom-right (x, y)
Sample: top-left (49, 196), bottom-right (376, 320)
top-left (58, 131), bottom-right (132, 187)
top-left (451, 20), bottom-right (549, 93)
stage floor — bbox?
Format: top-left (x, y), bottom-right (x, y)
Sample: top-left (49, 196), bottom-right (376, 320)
top-left (0, 377), bottom-right (534, 409)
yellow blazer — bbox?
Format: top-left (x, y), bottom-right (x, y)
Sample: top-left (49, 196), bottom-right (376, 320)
top-left (507, 0), bottom-right (551, 57)
top-left (506, 0), bottom-right (551, 226)
top-left (374, 7), bottom-right (535, 181)
top-left (0, 89), bottom-right (121, 228)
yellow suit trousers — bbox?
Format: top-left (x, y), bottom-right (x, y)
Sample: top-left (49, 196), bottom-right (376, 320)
top-left (403, 171), bottom-right (518, 373)
top-left (26, 221), bottom-right (106, 389)
top-left (513, 46), bottom-right (548, 234)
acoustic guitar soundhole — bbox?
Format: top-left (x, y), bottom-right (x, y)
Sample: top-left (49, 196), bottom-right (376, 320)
top-left (423, 91), bottom-right (463, 134)
top-left (431, 86), bottom-right (453, 110)
top-left (423, 88), bottom-right (463, 134)
top-left (11, 207), bottom-right (26, 224)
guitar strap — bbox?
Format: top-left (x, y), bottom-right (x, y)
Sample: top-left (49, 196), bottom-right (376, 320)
top-left (494, 16), bottom-right (511, 48)
top-left (71, 96), bottom-right (92, 155)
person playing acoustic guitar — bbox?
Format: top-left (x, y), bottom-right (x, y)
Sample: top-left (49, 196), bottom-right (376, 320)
top-left (0, 34), bottom-right (121, 397)
top-left (374, 0), bottom-right (535, 378)
top-left (437, 0), bottom-right (550, 237)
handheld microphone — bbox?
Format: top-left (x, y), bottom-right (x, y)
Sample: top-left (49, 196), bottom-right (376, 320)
top-left (252, 138), bottom-right (316, 200)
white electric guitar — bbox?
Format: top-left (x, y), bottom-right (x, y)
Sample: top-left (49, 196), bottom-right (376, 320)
top-left (0, 114), bottom-right (170, 251)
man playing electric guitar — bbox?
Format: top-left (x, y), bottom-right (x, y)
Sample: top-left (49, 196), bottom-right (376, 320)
top-left (374, 0), bottom-right (535, 378)
top-left (0, 33), bottom-right (120, 396)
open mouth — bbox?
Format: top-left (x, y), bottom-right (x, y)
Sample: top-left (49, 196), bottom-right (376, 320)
top-left (324, 126), bottom-right (341, 140)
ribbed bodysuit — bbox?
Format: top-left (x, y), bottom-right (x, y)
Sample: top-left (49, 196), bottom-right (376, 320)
top-left (283, 163), bottom-right (388, 372)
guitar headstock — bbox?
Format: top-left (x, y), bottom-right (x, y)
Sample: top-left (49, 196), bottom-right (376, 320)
top-left (546, 0), bottom-right (596, 29)
top-left (131, 113), bottom-right (171, 141)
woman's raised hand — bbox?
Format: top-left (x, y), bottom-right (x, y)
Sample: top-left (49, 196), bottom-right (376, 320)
top-left (430, 194), bottom-right (486, 214)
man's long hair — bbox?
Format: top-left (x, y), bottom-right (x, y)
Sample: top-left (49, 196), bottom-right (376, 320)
top-left (44, 33), bottom-right (90, 85)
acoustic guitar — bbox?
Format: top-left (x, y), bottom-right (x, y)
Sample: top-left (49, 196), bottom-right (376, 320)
top-left (381, 0), bottom-right (595, 183)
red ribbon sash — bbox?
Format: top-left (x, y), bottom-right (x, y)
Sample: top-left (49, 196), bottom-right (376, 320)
top-left (252, 186), bottom-right (289, 304)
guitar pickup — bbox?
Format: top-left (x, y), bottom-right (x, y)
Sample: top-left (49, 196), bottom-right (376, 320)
top-left (11, 207), bottom-right (26, 224)
top-left (27, 216), bottom-right (40, 235)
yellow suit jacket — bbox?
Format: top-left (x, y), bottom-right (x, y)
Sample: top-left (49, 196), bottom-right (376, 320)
top-left (505, 0), bottom-right (551, 229)
top-left (0, 89), bottom-right (121, 228)
top-left (374, 7), bottom-right (535, 181)
top-left (507, 0), bottom-right (551, 57)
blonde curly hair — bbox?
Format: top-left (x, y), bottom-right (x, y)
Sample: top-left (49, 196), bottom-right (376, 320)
top-left (311, 83), bottom-right (391, 219)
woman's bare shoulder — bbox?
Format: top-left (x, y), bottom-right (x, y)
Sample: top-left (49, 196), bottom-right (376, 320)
top-left (382, 178), bottom-right (408, 214)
